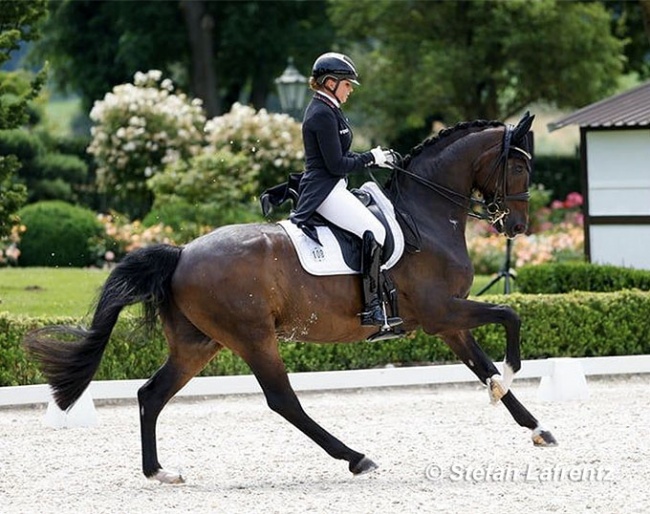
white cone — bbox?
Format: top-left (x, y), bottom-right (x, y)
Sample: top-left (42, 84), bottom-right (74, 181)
top-left (537, 358), bottom-right (589, 402)
top-left (44, 388), bottom-right (99, 428)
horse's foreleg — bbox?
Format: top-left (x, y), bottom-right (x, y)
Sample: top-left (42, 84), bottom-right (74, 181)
top-left (441, 331), bottom-right (557, 447)
top-left (436, 298), bottom-right (522, 391)
top-left (242, 344), bottom-right (377, 475)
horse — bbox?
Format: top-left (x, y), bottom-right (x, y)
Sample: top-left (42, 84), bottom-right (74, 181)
top-left (24, 112), bottom-right (557, 485)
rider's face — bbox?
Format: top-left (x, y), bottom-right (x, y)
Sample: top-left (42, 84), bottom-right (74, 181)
top-left (332, 79), bottom-right (354, 104)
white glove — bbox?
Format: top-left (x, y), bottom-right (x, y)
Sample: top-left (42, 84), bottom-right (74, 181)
top-left (369, 146), bottom-right (396, 168)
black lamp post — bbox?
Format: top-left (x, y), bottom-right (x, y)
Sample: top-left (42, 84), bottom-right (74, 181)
top-left (275, 57), bottom-right (307, 120)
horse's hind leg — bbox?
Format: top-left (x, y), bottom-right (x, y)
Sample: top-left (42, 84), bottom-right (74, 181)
top-left (441, 330), bottom-right (557, 447)
top-left (138, 306), bottom-right (222, 484)
top-left (240, 341), bottom-right (377, 475)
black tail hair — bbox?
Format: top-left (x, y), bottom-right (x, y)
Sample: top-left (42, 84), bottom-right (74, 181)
top-left (23, 244), bottom-right (182, 410)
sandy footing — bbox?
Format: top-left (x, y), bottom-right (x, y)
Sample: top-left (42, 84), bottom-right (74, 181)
top-left (1, 375), bottom-right (648, 513)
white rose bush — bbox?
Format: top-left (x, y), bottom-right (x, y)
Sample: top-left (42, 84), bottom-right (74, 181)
top-left (88, 70), bottom-right (206, 217)
top-left (204, 102), bottom-right (304, 195)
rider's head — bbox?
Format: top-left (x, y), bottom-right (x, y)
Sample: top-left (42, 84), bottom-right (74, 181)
top-left (310, 52), bottom-right (359, 104)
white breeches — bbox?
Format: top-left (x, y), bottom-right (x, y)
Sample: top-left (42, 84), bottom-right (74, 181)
top-left (316, 179), bottom-right (386, 245)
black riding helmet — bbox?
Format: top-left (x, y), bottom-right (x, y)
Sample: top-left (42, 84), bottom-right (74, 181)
top-left (311, 52), bottom-right (360, 87)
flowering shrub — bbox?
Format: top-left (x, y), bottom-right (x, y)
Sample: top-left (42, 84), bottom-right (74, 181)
top-left (0, 224), bottom-right (25, 267)
top-left (94, 212), bottom-right (177, 267)
top-left (204, 102), bottom-right (304, 195)
top-left (467, 190), bottom-right (585, 274)
top-left (88, 70), bottom-right (206, 217)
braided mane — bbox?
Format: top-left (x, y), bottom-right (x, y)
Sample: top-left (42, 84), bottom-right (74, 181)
top-left (403, 119), bottom-right (504, 168)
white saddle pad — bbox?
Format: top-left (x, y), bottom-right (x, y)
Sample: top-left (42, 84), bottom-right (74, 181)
top-left (279, 182), bottom-right (404, 276)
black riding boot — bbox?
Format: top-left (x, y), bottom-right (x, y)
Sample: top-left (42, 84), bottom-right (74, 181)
top-left (359, 231), bottom-right (403, 328)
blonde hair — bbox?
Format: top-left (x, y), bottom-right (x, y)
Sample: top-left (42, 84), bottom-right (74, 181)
top-left (309, 76), bottom-right (321, 91)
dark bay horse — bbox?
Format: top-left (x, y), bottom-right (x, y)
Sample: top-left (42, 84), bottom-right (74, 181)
top-left (24, 112), bottom-right (556, 484)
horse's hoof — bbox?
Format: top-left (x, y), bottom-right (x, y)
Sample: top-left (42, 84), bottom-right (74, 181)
top-left (350, 456), bottom-right (379, 475)
top-left (532, 428), bottom-right (558, 447)
top-left (150, 469), bottom-right (185, 484)
top-left (487, 376), bottom-right (507, 405)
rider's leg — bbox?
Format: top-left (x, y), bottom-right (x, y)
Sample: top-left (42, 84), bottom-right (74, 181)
top-left (358, 231), bottom-right (402, 328)
top-left (316, 179), bottom-right (386, 243)
top-left (316, 181), bottom-right (402, 328)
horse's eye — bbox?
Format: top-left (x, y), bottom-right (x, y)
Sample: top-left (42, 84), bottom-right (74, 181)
top-left (512, 163), bottom-right (525, 174)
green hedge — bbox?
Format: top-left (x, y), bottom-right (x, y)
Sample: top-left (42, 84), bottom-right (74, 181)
top-left (2, 290), bottom-right (650, 387)
top-left (517, 262), bottom-right (650, 294)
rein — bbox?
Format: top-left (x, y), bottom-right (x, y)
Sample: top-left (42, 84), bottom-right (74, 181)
top-left (387, 125), bottom-right (531, 228)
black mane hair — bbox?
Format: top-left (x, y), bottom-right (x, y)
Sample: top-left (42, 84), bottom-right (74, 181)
top-left (403, 119), bottom-right (504, 168)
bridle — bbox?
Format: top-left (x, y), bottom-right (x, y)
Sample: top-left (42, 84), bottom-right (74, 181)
top-left (386, 124), bottom-right (532, 229)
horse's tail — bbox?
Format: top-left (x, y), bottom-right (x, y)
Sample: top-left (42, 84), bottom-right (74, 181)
top-left (23, 244), bottom-right (183, 410)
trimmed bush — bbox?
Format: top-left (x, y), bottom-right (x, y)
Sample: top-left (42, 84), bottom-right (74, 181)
top-left (0, 128), bottom-right (43, 161)
top-left (517, 262), bottom-right (650, 294)
top-left (17, 200), bottom-right (103, 267)
top-left (3, 291), bottom-right (650, 387)
top-left (32, 153), bottom-right (88, 183)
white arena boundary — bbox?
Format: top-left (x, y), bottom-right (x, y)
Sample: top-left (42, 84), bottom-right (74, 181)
top-left (1, 354), bottom-right (649, 408)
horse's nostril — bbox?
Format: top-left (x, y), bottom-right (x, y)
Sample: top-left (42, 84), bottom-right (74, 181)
top-left (514, 223), bottom-right (526, 234)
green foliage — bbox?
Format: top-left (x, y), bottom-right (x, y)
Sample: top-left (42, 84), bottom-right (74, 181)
top-left (29, 153), bottom-right (87, 199)
top-left (532, 155), bottom-right (582, 202)
top-left (146, 150), bottom-right (262, 238)
top-left (474, 292), bottom-right (650, 359)
top-left (0, 127), bottom-right (44, 159)
top-left (17, 200), bottom-right (103, 267)
top-left (1, 0), bottom-right (48, 237)
top-left (31, 0), bottom-right (333, 114)
top-left (329, 0), bottom-right (627, 140)
top-left (517, 262), bottom-right (650, 294)
top-left (3, 290), bottom-right (650, 386)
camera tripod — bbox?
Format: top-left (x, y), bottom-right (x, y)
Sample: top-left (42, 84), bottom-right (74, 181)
top-left (476, 238), bottom-right (516, 295)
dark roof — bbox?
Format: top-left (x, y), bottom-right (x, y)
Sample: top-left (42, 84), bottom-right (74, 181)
top-left (548, 81), bottom-right (650, 132)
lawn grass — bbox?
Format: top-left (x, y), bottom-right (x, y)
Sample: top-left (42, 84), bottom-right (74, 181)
top-left (0, 267), bottom-right (504, 318)
top-left (0, 267), bottom-right (108, 317)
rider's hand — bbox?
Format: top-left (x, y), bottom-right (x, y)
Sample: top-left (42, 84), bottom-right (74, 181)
top-left (370, 146), bottom-right (397, 168)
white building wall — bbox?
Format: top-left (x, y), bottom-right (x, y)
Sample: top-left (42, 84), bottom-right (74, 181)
top-left (585, 129), bottom-right (650, 269)
top-left (590, 225), bottom-right (650, 270)
top-left (586, 130), bottom-right (650, 216)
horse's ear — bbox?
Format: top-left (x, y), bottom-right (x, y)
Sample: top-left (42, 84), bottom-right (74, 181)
top-left (512, 111), bottom-right (535, 143)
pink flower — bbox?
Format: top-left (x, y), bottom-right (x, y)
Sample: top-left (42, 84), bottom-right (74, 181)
top-left (564, 192), bottom-right (583, 208)
top-left (551, 200), bottom-right (564, 210)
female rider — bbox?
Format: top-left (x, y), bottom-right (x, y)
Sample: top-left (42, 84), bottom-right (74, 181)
top-left (290, 52), bottom-right (402, 329)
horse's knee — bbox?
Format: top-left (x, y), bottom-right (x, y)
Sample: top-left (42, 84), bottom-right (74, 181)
top-left (265, 390), bottom-right (302, 418)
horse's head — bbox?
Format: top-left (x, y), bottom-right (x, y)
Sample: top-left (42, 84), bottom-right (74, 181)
top-left (473, 112), bottom-right (535, 238)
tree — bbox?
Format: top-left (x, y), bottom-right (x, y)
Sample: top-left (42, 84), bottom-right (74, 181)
top-left (32, 0), bottom-right (333, 116)
top-left (0, 0), bottom-right (47, 238)
top-left (328, 0), bottom-right (628, 143)
top-left (639, 0), bottom-right (650, 43)
top-left (606, 0), bottom-right (650, 79)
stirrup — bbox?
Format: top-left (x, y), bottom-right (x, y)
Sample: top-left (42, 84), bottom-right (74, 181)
top-left (359, 303), bottom-right (403, 329)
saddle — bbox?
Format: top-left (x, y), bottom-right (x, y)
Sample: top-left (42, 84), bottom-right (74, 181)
top-left (261, 177), bottom-right (404, 274)
top-left (260, 177), bottom-right (406, 341)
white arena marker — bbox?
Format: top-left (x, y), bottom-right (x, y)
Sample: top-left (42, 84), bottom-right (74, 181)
top-left (537, 358), bottom-right (589, 402)
top-left (43, 388), bottom-right (98, 428)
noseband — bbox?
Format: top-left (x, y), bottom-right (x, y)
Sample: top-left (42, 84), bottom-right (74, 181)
top-left (387, 124), bottom-right (531, 228)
